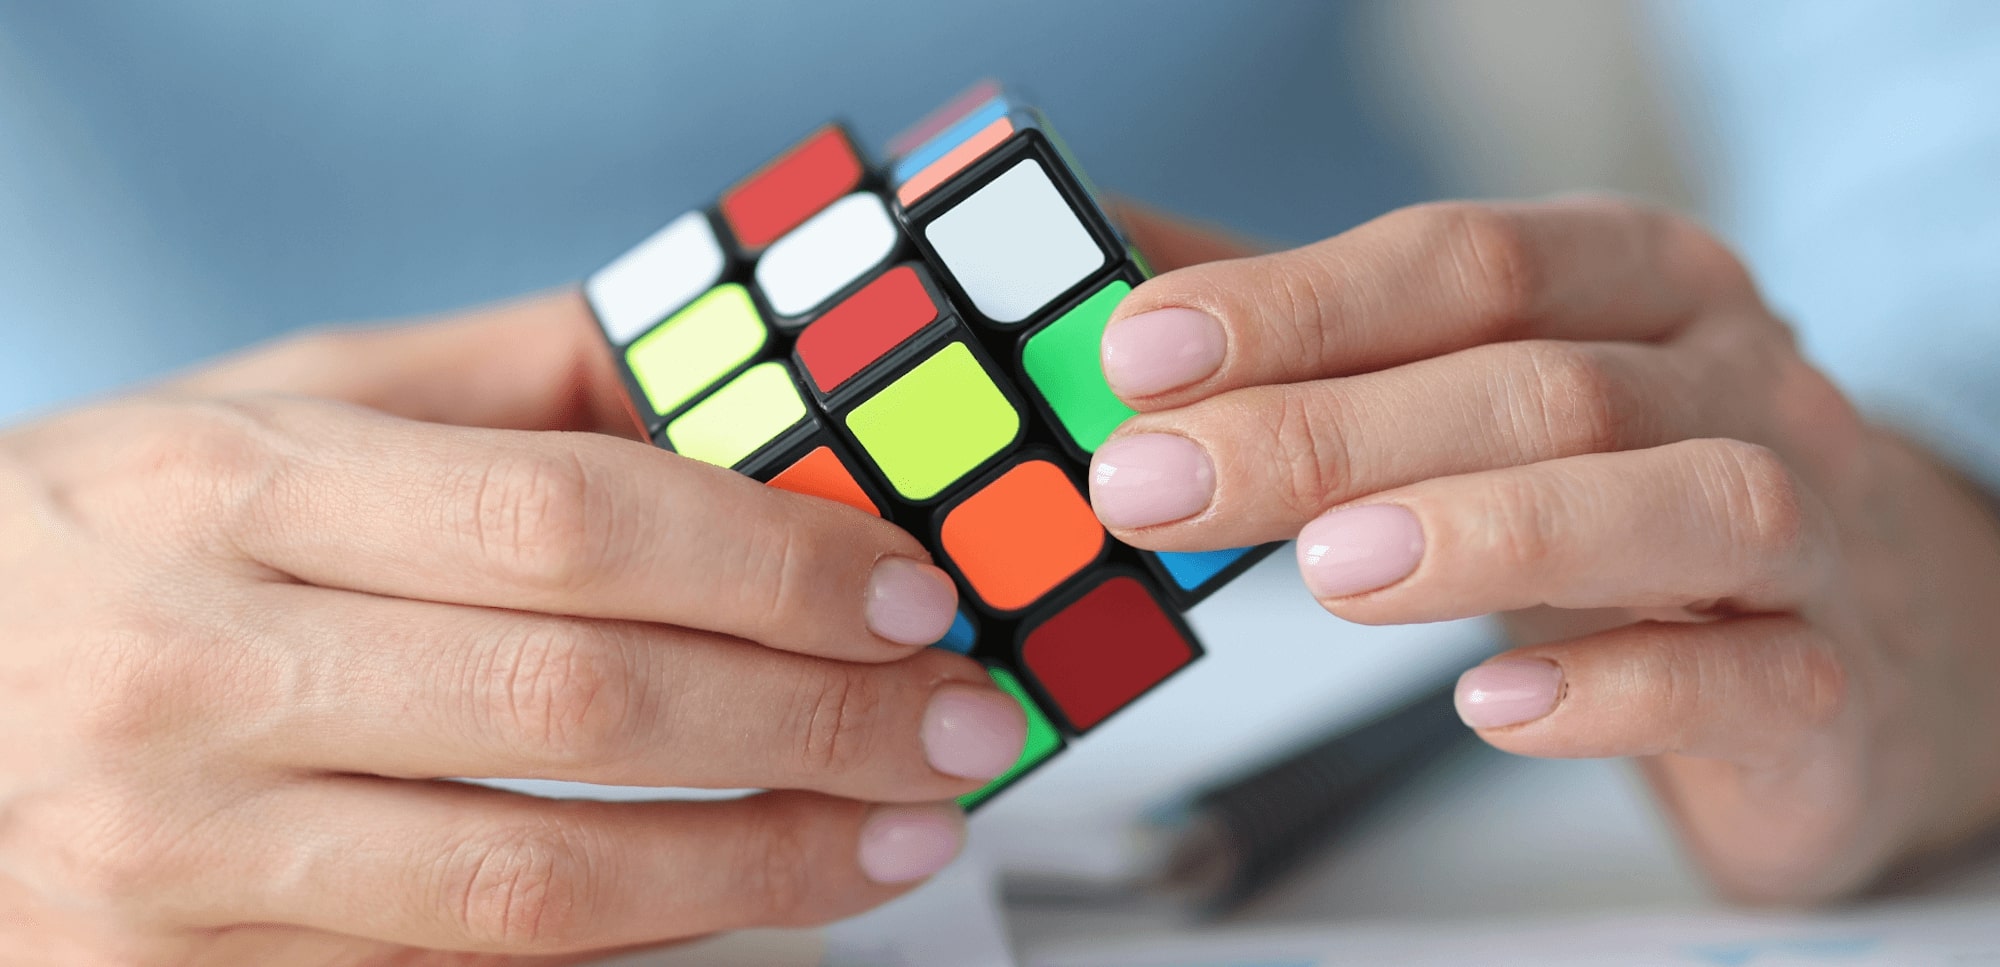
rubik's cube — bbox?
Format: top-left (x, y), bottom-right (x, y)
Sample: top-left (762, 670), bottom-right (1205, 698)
top-left (584, 83), bottom-right (1273, 809)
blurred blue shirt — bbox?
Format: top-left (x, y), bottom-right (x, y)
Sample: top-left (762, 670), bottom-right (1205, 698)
top-left (2, 1), bottom-right (1996, 496)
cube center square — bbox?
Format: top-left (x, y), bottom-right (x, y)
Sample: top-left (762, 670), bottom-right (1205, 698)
top-left (843, 342), bottom-right (1020, 502)
top-left (940, 458), bottom-right (1105, 614)
top-left (664, 361), bottom-right (809, 470)
top-left (624, 283), bottom-right (768, 419)
top-left (795, 264), bottom-right (941, 396)
top-left (589, 87), bottom-right (1281, 812)
top-left (922, 155), bottom-right (1111, 325)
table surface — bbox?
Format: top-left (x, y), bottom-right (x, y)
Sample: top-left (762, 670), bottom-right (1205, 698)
top-left (1007, 744), bottom-right (2000, 958)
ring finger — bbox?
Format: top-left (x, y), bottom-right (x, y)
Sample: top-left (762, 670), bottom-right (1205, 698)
top-left (1092, 338), bottom-right (1751, 548)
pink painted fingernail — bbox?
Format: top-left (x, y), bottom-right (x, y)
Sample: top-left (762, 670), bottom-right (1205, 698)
top-left (865, 558), bottom-right (958, 646)
top-left (1296, 504), bottom-right (1424, 598)
top-left (1101, 307), bottom-right (1227, 397)
top-left (922, 684), bottom-right (1027, 780)
top-left (857, 805), bottom-right (965, 884)
top-left (1455, 659), bottom-right (1564, 729)
top-left (1089, 433), bottom-right (1215, 528)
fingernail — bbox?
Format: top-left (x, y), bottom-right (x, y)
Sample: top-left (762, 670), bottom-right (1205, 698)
top-left (922, 684), bottom-right (1027, 780)
top-left (865, 558), bottom-right (958, 646)
top-left (1101, 307), bottom-right (1227, 397)
top-left (1296, 504), bottom-right (1423, 598)
top-left (1455, 659), bottom-right (1564, 729)
top-left (1089, 433), bottom-right (1215, 528)
top-left (857, 805), bottom-right (966, 884)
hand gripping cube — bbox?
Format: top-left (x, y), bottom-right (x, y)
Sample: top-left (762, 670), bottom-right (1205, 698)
top-left (584, 84), bottom-right (1276, 809)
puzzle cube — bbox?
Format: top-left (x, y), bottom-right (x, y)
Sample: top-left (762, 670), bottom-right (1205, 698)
top-left (584, 84), bottom-right (1276, 809)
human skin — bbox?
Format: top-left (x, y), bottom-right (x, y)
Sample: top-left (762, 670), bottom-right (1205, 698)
top-left (1096, 197), bottom-right (2000, 904)
top-left (0, 296), bottom-right (1029, 965)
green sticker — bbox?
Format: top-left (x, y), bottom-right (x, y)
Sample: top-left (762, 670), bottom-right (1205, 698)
top-left (625, 283), bottom-right (768, 418)
top-left (1022, 281), bottom-right (1137, 452)
top-left (665, 362), bottom-right (806, 469)
top-left (845, 343), bottom-right (1019, 500)
top-left (957, 667), bottom-right (1063, 809)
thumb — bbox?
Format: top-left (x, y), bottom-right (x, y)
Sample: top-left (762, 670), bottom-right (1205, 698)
top-left (161, 289), bottom-right (639, 436)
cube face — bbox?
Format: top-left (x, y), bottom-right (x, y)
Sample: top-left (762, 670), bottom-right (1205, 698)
top-left (842, 341), bottom-right (1022, 502)
top-left (584, 86), bottom-right (1278, 811)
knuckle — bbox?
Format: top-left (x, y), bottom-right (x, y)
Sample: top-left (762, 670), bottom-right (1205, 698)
top-left (1479, 472), bottom-right (1565, 573)
top-left (1703, 439), bottom-right (1811, 574)
top-left (787, 665), bottom-right (882, 776)
top-left (71, 624), bottom-right (192, 749)
top-left (1422, 202), bottom-right (1540, 335)
top-left (1513, 341), bottom-right (1623, 458)
top-left (27, 793), bottom-right (171, 911)
top-left (459, 447), bottom-right (613, 592)
top-left (477, 621), bottom-right (635, 767)
top-left (735, 516), bottom-right (813, 631)
top-left (1772, 627), bottom-right (1850, 731)
top-left (122, 399), bottom-right (285, 520)
top-left (1262, 389), bottom-right (1353, 517)
top-left (444, 820), bottom-right (594, 949)
top-left (730, 802), bottom-right (817, 924)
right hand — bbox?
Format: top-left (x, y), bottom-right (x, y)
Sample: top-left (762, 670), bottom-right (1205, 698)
top-left (0, 293), bottom-right (1027, 965)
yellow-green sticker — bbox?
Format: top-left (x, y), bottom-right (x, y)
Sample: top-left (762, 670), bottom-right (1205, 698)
top-left (666, 362), bottom-right (807, 469)
top-left (845, 343), bottom-right (1019, 501)
top-left (626, 283), bottom-right (768, 418)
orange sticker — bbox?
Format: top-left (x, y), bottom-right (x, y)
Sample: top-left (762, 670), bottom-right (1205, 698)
top-left (941, 460), bottom-right (1104, 612)
top-left (768, 446), bottom-right (880, 517)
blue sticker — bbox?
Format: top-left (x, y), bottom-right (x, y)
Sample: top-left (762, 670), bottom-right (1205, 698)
top-left (892, 96), bottom-right (1011, 184)
top-left (1153, 547), bottom-right (1252, 591)
top-left (936, 610), bottom-right (978, 654)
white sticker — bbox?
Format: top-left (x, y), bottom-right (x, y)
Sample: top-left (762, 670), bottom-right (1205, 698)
top-left (585, 211), bottom-right (727, 345)
top-left (755, 193), bottom-right (899, 318)
top-left (924, 159), bottom-right (1107, 324)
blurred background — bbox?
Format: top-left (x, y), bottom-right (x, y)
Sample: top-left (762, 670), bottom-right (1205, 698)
top-left (6, 0), bottom-right (1997, 958)
top-left (0, 0), bottom-right (1690, 419)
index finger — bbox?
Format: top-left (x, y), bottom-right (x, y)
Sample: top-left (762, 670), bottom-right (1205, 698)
top-left (213, 397), bottom-right (957, 661)
top-left (1100, 197), bottom-right (1762, 408)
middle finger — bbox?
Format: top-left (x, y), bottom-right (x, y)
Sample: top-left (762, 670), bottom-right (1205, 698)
top-left (1092, 338), bottom-right (1731, 548)
top-left (239, 585), bottom-right (1026, 801)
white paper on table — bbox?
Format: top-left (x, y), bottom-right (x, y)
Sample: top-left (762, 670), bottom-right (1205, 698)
top-left (1026, 896), bottom-right (2000, 967)
top-left (588, 852), bottom-right (1015, 967)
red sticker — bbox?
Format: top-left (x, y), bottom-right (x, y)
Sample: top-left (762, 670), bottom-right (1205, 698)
top-left (1020, 576), bottom-right (1195, 731)
top-left (722, 126), bottom-right (864, 250)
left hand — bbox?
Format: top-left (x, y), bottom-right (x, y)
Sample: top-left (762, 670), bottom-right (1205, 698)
top-left (1094, 198), bottom-right (2000, 903)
